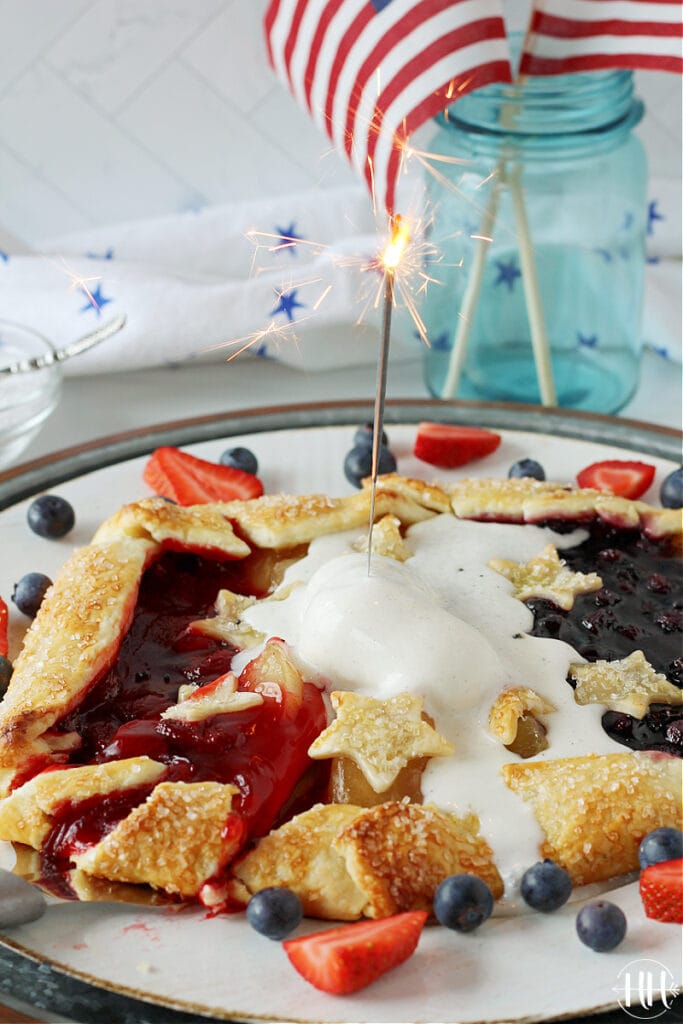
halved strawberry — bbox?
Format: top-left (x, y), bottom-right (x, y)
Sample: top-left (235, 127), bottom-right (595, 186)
top-left (640, 858), bottom-right (683, 924)
top-left (576, 459), bottom-right (655, 500)
top-left (283, 910), bottom-right (427, 995)
top-left (413, 422), bottom-right (501, 468)
top-left (0, 597), bottom-right (7, 658)
top-left (143, 447), bottom-right (263, 505)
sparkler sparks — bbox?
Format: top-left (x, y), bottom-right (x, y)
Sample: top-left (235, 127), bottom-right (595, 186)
top-left (46, 255), bottom-right (103, 308)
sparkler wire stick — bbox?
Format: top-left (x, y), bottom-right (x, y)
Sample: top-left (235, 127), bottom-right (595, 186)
top-left (367, 268), bottom-right (393, 575)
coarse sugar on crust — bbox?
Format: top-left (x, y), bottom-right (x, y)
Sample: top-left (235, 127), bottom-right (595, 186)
top-left (93, 497), bottom-right (251, 559)
top-left (570, 651), bottom-right (683, 719)
top-left (0, 756), bottom-right (166, 848)
top-left (502, 751), bottom-right (682, 886)
top-left (232, 803), bottom-right (366, 920)
top-left (333, 801), bottom-right (504, 917)
top-left (74, 781), bottom-right (243, 897)
top-left (232, 800), bottom-right (503, 921)
top-left (0, 537), bottom-right (160, 792)
top-left (489, 543), bottom-right (603, 610)
top-left (216, 487), bottom-right (434, 548)
top-left (0, 472), bottom-right (680, 911)
top-left (488, 687), bottom-right (556, 746)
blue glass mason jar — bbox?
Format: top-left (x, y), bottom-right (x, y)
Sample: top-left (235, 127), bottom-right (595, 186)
top-left (421, 68), bottom-right (646, 412)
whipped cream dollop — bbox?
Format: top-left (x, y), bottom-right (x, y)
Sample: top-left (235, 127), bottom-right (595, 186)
top-left (238, 513), bottom-right (620, 899)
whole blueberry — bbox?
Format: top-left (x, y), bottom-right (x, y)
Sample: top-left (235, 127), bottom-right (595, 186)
top-left (343, 444), bottom-right (397, 489)
top-left (353, 422), bottom-right (389, 450)
top-left (508, 458), bottom-right (546, 481)
top-left (638, 827), bottom-right (683, 869)
top-left (220, 446), bottom-right (259, 475)
top-left (246, 886), bottom-right (303, 940)
top-left (520, 859), bottom-right (572, 912)
top-left (27, 494), bottom-right (75, 539)
top-left (433, 874), bottom-right (494, 933)
top-left (660, 467), bottom-right (683, 509)
top-left (0, 656), bottom-right (12, 697)
top-left (576, 901), bottom-right (627, 952)
top-left (12, 573), bottom-right (52, 618)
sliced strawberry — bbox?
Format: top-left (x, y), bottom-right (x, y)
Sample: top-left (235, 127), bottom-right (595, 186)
top-left (0, 597), bottom-right (7, 658)
top-left (143, 447), bottom-right (263, 505)
top-left (413, 422), bottom-right (501, 469)
top-left (640, 858), bottom-right (683, 924)
top-left (576, 459), bottom-right (655, 499)
top-left (283, 911), bottom-right (427, 995)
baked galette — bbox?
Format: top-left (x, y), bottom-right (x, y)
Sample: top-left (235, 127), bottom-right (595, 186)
top-left (0, 472), bottom-right (680, 918)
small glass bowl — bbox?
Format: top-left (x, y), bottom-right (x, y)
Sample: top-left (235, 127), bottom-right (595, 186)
top-left (0, 321), bottom-right (63, 470)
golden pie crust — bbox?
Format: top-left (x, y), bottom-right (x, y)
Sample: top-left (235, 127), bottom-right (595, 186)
top-left (0, 474), bottom-right (680, 913)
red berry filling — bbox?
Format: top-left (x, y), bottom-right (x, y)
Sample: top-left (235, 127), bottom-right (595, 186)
top-left (43, 551), bottom-right (327, 896)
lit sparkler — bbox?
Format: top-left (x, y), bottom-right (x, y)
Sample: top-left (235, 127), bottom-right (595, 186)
top-left (366, 214), bottom-right (410, 574)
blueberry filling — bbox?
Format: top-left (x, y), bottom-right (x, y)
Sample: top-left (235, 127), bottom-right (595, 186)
top-left (527, 521), bottom-right (682, 756)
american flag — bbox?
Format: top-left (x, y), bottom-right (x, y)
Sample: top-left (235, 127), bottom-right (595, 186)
top-left (520, 0), bottom-right (683, 77)
top-left (264, 0), bottom-right (512, 215)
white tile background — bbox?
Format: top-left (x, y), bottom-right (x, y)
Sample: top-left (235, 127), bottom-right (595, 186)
top-left (0, 0), bottom-right (680, 249)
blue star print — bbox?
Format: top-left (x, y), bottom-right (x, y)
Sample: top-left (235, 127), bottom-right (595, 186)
top-left (493, 258), bottom-right (521, 292)
top-left (0, 250), bottom-right (9, 263)
top-left (80, 283), bottom-right (113, 316)
top-left (594, 248), bottom-right (613, 263)
top-left (647, 200), bottom-right (664, 236)
top-left (86, 248), bottom-right (114, 260)
top-left (413, 329), bottom-right (449, 351)
top-left (270, 289), bottom-right (305, 322)
top-left (577, 332), bottom-right (598, 349)
top-left (428, 331), bottom-right (450, 351)
top-left (274, 222), bottom-right (302, 255)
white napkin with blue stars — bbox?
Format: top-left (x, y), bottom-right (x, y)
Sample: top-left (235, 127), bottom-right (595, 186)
top-left (0, 179), bottom-right (679, 375)
top-left (0, 186), bottom-right (418, 376)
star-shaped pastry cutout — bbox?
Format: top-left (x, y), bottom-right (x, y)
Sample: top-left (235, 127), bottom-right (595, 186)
top-left (489, 544), bottom-right (602, 610)
top-left (161, 672), bottom-right (263, 722)
top-left (570, 651), bottom-right (683, 720)
top-left (308, 691), bottom-right (454, 793)
top-left (189, 589), bottom-right (264, 651)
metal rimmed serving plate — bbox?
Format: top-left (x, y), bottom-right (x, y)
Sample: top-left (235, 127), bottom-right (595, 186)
top-left (0, 400), bottom-right (680, 1024)
top-left (0, 397), bottom-right (680, 510)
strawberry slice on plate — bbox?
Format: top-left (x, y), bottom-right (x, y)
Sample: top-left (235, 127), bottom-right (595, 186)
top-left (283, 910), bottom-right (427, 995)
top-left (576, 459), bottom-right (655, 499)
top-left (640, 858), bottom-right (683, 924)
top-left (413, 422), bottom-right (501, 469)
top-left (143, 447), bottom-right (263, 505)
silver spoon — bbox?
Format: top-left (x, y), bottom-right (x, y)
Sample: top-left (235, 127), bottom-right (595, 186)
top-left (0, 314), bottom-right (127, 374)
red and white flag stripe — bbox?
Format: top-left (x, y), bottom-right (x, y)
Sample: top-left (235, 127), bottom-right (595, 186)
top-left (520, 0), bottom-right (683, 76)
top-left (265, 0), bottom-right (512, 215)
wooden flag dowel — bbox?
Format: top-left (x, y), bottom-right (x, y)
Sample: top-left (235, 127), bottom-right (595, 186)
top-left (507, 163), bottom-right (557, 406)
top-left (440, 180), bottom-right (501, 399)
